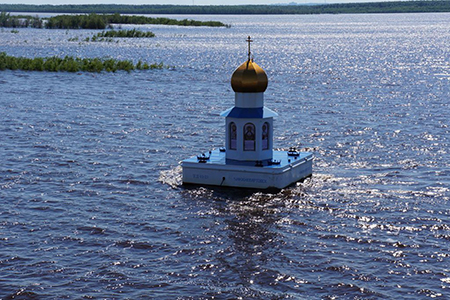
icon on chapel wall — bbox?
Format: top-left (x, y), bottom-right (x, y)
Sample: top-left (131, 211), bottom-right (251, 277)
top-left (230, 122), bottom-right (237, 150)
top-left (244, 123), bottom-right (255, 151)
top-left (262, 122), bottom-right (269, 150)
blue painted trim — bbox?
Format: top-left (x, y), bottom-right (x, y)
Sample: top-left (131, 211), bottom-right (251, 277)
top-left (220, 107), bottom-right (278, 118)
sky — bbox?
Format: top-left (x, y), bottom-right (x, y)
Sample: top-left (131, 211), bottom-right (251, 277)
top-left (0, 0), bottom-right (398, 5)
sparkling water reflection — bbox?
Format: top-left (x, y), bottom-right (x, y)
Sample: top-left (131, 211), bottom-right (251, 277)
top-left (1, 13), bottom-right (450, 299)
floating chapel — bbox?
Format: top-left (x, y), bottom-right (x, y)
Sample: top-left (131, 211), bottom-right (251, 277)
top-left (182, 36), bottom-right (313, 189)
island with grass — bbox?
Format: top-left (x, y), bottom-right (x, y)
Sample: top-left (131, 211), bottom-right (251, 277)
top-left (0, 12), bottom-right (229, 29)
top-left (0, 52), bottom-right (168, 73)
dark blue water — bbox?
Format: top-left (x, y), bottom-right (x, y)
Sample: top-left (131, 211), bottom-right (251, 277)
top-left (1, 13), bottom-right (449, 299)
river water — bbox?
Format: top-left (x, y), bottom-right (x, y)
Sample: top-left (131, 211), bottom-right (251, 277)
top-left (1, 13), bottom-right (449, 299)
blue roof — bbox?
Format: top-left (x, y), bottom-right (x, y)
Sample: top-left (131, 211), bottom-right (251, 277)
top-left (220, 107), bottom-right (278, 118)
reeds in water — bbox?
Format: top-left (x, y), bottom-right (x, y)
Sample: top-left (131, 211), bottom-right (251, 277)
top-left (85, 29), bottom-right (155, 42)
top-left (96, 29), bottom-right (155, 38)
top-left (0, 52), bottom-right (165, 73)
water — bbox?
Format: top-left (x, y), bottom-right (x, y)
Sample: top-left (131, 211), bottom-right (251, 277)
top-left (1, 13), bottom-right (449, 299)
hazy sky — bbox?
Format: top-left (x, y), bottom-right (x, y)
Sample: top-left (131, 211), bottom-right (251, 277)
top-left (1, 0), bottom-right (396, 5)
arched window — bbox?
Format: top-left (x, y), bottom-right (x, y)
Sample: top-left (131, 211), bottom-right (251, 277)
top-left (229, 122), bottom-right (237, 150)
top-left (262, 122), bottom-right (269, 150)
top-left (243, 123), bottom-right (255, 151)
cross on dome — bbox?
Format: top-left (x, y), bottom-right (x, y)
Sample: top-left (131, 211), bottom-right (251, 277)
top-left (246, 36), bottom-right (253, 61)
top-left (230, 36), bottom-right (268, 93)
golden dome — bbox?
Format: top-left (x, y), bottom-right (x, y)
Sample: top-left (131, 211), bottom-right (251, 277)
top-left (231, 59), bottom-right (268, 93)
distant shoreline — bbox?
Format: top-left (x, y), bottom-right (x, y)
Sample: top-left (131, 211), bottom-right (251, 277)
top-left (1, 1), bottom-right (450, 15)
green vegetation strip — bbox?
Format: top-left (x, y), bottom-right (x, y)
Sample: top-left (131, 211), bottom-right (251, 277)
top-left (79, 29), bottom-right (156, 42)
top-left (0, 52), bottom-right (165, 72)
top-left (0, 12), bottom-right (228, 29)
top-left (96, 29), bottom-right (155, 38)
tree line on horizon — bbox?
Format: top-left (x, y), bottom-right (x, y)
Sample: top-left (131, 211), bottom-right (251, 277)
top-left (0, 1), bottom-right (449, 15)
